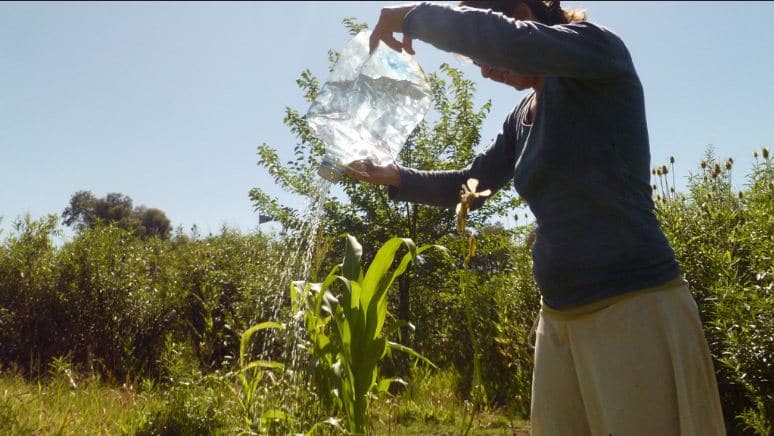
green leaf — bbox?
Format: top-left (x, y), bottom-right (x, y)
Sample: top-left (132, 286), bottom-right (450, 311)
top-left (261, 409), bottom-right (290, 426)
top-left (361, 237), bottom-right (415, 310)
top-left (376, 377), bottom-right (407, 394)
top-left (371, 244), bottom-right (446, 337)
top-left (388, 341), bottom-right (438, 369)
top-left (304, 417), bottom-right (346, 435)
top-left (342, 234), bottom-right (362, 282)
top-left (240, 321), bottom-right (284, 367)
top-left (239, 360), bottom-right (284, 373)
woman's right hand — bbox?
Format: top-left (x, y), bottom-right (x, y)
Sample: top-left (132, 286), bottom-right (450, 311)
top-left (345, 159), bottom-right (402, 187)
top-left (370, 4), bottom-right (417, 55)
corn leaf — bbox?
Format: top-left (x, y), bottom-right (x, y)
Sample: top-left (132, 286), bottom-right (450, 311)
top-left (388, 340), bottom-right (437, 369)
top-left (342, 234), bottom-right (362, 281)
top-left (240, 321), bottom-right (284, 367)
top-left (376, 377), bottom-right (407, 394)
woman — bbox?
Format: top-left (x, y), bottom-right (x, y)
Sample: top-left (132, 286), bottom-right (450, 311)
top-left (347, 1), bottom-right (726, 434)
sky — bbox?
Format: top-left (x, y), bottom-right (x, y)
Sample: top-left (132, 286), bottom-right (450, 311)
top-left (2, 1), bottom-right (773, 241)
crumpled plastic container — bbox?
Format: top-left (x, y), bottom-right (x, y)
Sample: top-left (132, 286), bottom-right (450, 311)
top-left (305, 30), bottom-right (432, 182)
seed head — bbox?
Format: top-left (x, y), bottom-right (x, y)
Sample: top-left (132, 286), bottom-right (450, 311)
top-left (651, 169), bottom-right (656, 176)
top-left (670, 187), bottom-right (675, 193)
top-left (700, 160), bottom-right (707, 169)
top-left (763, 147), bottom-right (770, 159)
top-left (670, 156), bottom-right (675, 164)
top-left (661, 165), bottom-right (668, 175)
top-left (725, 161), bottom-right (732, 170)
top-left (738, 191), bottom-right (744, 199)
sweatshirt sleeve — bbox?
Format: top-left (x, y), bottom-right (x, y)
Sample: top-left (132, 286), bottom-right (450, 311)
top-left (388, 108), bottom-right (521, 210)
top-left (402, 2), bottom-right (632, 79)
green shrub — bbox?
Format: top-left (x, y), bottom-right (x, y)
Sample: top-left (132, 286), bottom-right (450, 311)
top-left (0, 215), bottom-right (64, 376)
top-left (56, 224), bottom-right (182, 380)
top-left (175, 228), bottom-right (277, 371)
top-left (655, 148), bottom-right (773, 435)
top-left (408, 227), bottom-right (538, 415)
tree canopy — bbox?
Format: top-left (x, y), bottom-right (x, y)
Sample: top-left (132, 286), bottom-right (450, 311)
top-left (62, 190), bottom-right (171, 240)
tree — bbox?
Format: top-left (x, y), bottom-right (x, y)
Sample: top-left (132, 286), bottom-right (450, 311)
top-left (249, 19), bottom-right (522, 348)
top-left (136, 207), bottom-right (172, 240)
top-left (62, 191), bottom-right (171, 240)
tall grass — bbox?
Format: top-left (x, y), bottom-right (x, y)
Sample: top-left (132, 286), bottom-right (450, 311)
top-left (0, 363), bottom-right (141, 434)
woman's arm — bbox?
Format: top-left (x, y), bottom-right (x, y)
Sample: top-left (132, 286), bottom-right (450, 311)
top-left (350, 109), bottom-right (522, 210)
top-left (372, 2), bottom-right (632, 79)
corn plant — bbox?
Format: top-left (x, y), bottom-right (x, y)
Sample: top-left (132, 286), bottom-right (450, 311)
top-left (291, 234), bottom-right (442, 434)
top-left (228, 321), bottom-right (285, 435)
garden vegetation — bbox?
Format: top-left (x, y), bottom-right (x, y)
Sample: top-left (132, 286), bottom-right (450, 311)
top-left (1, 20), bottom-right (771, 436)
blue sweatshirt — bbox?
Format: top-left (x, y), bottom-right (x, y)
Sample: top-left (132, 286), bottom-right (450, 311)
top-left (388, 3), bottom-right (681, 309)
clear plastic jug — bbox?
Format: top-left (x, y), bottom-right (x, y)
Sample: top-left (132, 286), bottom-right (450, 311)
top-left (306, 30), bottom-right (432, 182)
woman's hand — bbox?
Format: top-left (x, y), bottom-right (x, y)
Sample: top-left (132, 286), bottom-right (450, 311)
top-left (370, 4), bottom-right (417, 55)
top-left (345, 159), bottom-right (402, 187)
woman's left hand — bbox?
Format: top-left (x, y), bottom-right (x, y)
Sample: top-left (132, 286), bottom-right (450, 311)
top-left (370, 4), bottom-right (417, 55)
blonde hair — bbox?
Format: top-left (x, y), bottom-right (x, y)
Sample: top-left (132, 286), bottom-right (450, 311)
top-left (459, 0), bottom-right (587, 25)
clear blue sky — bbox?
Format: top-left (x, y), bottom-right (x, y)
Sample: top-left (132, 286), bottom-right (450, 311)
top-left (2, 2), bottom-right (772, 240)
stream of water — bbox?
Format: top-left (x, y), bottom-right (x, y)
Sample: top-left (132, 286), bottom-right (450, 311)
top-left (251, 178), bottom-right (332, 422)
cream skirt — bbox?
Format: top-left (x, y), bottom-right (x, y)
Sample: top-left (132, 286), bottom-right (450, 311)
top-left (530, 277), bottom-right (726, 436)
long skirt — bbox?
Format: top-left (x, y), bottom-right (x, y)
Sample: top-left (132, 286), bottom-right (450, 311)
top-left (530, 277), bottom-right (726, 436)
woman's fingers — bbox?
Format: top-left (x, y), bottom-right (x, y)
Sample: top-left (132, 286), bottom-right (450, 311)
top-left (345, 160), bottom-right (374, 182)
top-left (402, 35), bottom-right (415, 55)
top-left (371, 31), bottom-right (403, 54)
top-left (370, 5), bottom-right (416, 54)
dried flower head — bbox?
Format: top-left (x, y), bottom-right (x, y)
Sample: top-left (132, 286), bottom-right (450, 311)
top-left (670, 156), bottom-right (675, 164)
top-left (455, 178), bottom-right (491, 234)
top-left (700, 160), bottom-right (707, 169)
top-left (763, 147), bottom-right (770, 159)
top-left (754, 151), bottom-right (759, 158)
top-left (661, 165), bottom-right (668, 175)
top-left (725, 161), bottom-right (733, 170)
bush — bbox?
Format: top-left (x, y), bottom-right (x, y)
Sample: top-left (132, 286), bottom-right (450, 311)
top-left (408, 227), bottom-right (539, 415)
top-left (56, 224), bottom-right (182, 380)
top-left (655, 148), bottom-right (773, 435)
top-left (0, 215), bottom-right (65, 376)
top-left (175, 228), bottom-right (277, 371)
